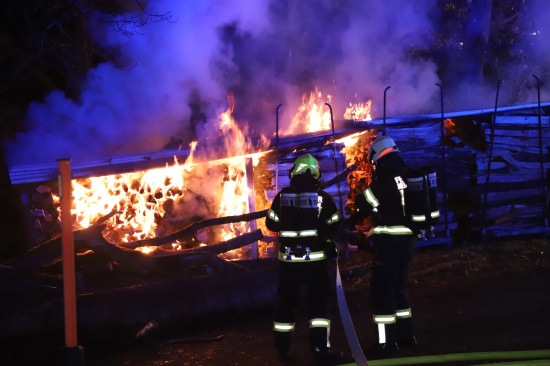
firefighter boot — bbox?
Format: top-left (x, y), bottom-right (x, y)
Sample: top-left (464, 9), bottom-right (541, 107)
top-left (310, 327), bottom-right (346, 365)
top-left (363, 322), bottom-right (399, 360)
top-left (396, 316), bottom-right (417, 348)
top-left (274, 331), bottom-right (291, 360)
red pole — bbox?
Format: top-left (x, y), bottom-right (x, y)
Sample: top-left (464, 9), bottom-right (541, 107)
top-left (58, 159), bottom-right (78, 348)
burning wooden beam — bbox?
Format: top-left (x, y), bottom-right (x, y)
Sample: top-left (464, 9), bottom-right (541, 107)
top-left (6, 210), bottom-right (268, 273)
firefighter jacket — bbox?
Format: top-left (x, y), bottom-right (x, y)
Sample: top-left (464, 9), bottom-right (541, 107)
top-left (265, 173), bottom-right (341, 262)
top-left (354, 151), bottom-right (414, 237)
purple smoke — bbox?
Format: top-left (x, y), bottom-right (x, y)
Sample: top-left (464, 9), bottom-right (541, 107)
top-left (4, 0), bottom-right (549, 167)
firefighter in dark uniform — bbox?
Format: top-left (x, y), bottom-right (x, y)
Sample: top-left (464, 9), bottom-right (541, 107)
top-left (265, 153), bottom-right (344, 364)
top-left (352, 136), bottom-right (419, 359)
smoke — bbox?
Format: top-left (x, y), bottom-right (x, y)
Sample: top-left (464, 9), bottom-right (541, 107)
top-left (503, 0), bottom-right (550, 102)
top-left (3, 0), bottom-right (548, 167)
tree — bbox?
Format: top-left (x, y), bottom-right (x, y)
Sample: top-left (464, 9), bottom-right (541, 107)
top-left (0, 0), bottom-right (170, 258)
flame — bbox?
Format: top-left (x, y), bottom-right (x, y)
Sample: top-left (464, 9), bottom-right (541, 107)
top-left (444, 118), bottom-right (456, 134)
top-left (68, 153), bottom-right (194, 245)
top-left (285, 88), bottom-right (373, 134)
top-left (286, 87), bottom-right (333, 134)
top-left (55, 94), bottom-right (270, 259)
top-left (50, 91), bottom-right (378, 260)
top-left (215, 94), bottom-right (267, 244)
top-left (344, 100), bottom-right (372, 121)
top-left (336, 131), bottom-right (368, 149)
top-left (338, 130), bottom-right (377, 216)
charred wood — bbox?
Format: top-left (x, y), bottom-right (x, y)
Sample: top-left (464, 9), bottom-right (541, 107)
top-left (83, 225), bottom-right (261, 275)
top-left (4, 212), bottom-right (116, 272)
top-left (5, 209), bottom-right (267, 273)
top-left (120, 210), bottom-right (267, 249)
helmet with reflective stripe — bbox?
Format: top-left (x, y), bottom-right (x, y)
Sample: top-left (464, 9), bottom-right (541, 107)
top-left (368, 135), bottom-right (399, 163)
top-left (290, 153), bottom-right (321, 179)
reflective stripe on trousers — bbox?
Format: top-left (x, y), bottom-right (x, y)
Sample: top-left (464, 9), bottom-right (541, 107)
top-left (273, 322), bottom-right (295, 332)
top-left (309, 318), bottom-right (330, 329)
top-left (396, 308), bottom-right (412, 318)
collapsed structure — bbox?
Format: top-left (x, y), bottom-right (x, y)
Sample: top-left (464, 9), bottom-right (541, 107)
top-left (2, 101), bottom-right (550, 337)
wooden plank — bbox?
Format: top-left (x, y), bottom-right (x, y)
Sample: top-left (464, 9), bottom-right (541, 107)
top-left (483, 188), bottom-right (547, 207)
top-left (477, 171), bottom-right (543, 184)
top-left (477, 158), bottom-right (550, 171)
top-left (482, 225), bottom-right (550, 239)
top-left (8, 148), bottom-right (193, 185)
top-left (469, 179), bottom-right (544, 193)
top-left (485, 128), bottom-right (550, 139)
top-left (494, 115), bottom-right (550, 125)
top-left (482, 203), bottom-right (543, 218)
top-left (485, 142), bottom-right (547, 156)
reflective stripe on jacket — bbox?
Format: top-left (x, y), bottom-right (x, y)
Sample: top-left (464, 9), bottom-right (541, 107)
top-left (265, 175), bottom-right (341, 260)
top-left (354, 152), bottom-right (415, 237)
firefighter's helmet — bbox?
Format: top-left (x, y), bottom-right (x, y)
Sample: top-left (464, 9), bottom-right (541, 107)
top-left (368, 135), bottom-right (399, 164)
top-left (290, 153), bottom-right (321, 179)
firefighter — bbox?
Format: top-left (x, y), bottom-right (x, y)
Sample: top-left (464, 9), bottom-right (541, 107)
top-left (352, 135), bottom-right (418, 359)
top-left (265, 153), bottom-right (344, 364)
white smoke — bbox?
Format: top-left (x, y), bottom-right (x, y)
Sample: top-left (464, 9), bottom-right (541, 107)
top-left (3, 0), bottom-right (547, 167)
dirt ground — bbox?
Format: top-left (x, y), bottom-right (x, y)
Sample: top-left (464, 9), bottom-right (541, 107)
top-left (2, 236), bottom-right (550, 366)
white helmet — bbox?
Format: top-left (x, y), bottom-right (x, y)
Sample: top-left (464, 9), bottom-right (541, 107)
top-left (368, 135), bottom-right (398, 163)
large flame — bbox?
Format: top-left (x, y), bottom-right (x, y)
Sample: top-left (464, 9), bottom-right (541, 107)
top-left (286, 87), bottom-right (333, 134)
top-left (70, 154), bottom-right (194, 245)
top-left (215, 95), bottom-right (262, 243)
top-left (285, 87), bottom-right (373, 134)
top-left (344, 99), bottom-right (372, 121)
top-left (51, 91), bottom-right (375, 259)
top-left (55, 94), bottom-right (270, 259)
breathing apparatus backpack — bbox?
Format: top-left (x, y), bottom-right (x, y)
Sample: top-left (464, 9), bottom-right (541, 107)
top-left (403, 166), bottom-right (440, 240)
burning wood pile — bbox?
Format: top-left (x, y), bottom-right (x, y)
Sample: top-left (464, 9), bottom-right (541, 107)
top-left (8, 90), bottom-right (375, 267)
top-left (3, 88), bottom-right (549, 337)
top-left (0, 90), bottom-right (377, 336)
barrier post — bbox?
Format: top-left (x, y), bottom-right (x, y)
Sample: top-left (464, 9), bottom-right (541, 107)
top-left (57, 158), bottom-right (84, 366)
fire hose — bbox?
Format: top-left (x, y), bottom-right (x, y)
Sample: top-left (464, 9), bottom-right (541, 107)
top-left (335, 247), bottom-right (369, 366)
top-left (323, 103), bottom-right (369, 365)
top-left (337, 349), bottom-right (550, 366)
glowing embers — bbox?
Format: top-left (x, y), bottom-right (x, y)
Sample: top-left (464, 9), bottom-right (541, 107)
top-left (66, 158), bottom-right (238, 236)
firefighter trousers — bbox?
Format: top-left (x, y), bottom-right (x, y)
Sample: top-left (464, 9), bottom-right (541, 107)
top-left (370, 234), bottom-right (417, 344)
top-left (273, 259), bottom-right (332, 354)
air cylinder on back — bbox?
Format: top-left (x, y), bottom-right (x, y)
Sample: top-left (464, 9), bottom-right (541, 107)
top-left (423, 167), bottom-right (440, 227)
top-left (404, 168), bottom-right (431, 232)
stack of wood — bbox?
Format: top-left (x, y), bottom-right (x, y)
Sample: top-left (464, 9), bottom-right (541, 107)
top-left (474, 114), bottom-right (550, 238)
top-left (349, 106), bottom-right (550, 242)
